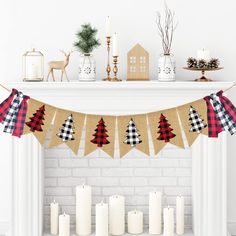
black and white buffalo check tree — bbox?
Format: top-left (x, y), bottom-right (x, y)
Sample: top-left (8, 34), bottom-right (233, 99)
top-left (57, 114), bottom-right (75, 142)
top-left (123, 118), bottom-right (142, 147)
top-left (189, 106), bottom-right (207, 133)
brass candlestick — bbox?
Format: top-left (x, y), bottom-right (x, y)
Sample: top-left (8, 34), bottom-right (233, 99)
top-left (103, 36), bottom-right (112, 81)
top-left (111, 56), bottom-right (121, 82)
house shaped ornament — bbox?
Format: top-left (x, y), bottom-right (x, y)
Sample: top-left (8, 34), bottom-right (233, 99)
top-left (127, 43), bottom-right (149, 81)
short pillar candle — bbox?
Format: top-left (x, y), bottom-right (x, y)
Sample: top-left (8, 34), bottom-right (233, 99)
top-left (59, 212), bottom-right (70, 236)
top-left (96, 201), bottom-right (108, 236)
top-left (128, 210), bottom-right (143, 234)
top-left (176, 195), bottom-right (185, 235)
top-left (163, 207), bottom-right (174, 236)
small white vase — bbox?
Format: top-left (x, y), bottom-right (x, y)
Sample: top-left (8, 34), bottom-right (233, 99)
top-left (158, 54), bottom-right (176, 82)
top-left (78, 54), bottom-right (96, 81)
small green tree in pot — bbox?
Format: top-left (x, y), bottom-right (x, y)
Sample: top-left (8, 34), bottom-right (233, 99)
top-left (74, 23), bottom-right (101, 81)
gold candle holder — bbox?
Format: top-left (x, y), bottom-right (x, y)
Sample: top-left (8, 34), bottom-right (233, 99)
top-left (103, 36), bottom-right (112, 81)
top-left (111, 56), bottom-right (121, 82)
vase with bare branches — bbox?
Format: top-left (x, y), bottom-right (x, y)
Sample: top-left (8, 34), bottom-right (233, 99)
top-left (156, 4), bottom-right (177, 81)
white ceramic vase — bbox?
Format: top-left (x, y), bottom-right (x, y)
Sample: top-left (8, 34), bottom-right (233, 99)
top-left (158, 54), bottom-right (176, 82)
top-left (78, 54), bottom-right (96, 81)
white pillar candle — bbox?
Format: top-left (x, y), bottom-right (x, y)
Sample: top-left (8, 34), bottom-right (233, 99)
top-left (149, 191), bottom-right (162, 234)
top-left (59, 212), bottom-right (70, 236)
top-left (27, 64), bottom-right (38, 79)
top-left (76, 184), bottom-right (92, 235)
top-left (163, 207), bottom-right (174, 236)
top-left (197, 49), bottom-right (210, 61)
top-left (50, 200), bottom-right (59, 235)
top-left (128, 210), bottom-right (143, 234)
top-left (176, 196), bottom-right (185, 235)
top-left (109, 195), bottom-right (125, 235)
top-left (112, 33), bottom-right (118, 56)
top-left (96, 201), bottom-right (108, 236)
top-left (105, 16), bottom-right (111, 37)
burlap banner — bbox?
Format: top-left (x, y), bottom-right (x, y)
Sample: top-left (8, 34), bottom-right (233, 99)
top-left (148, 108), bottom-right (184, 155)
top-left (177, 99), bottom-right (208, 146)
top-left (48, 109), bottom-right (85, 155)
top-left (24, 98), bottom-right (56, 145)
top-left (84, 115), bottom-right (116, 158)
top-left (117, 114), bottom-right (149, 158)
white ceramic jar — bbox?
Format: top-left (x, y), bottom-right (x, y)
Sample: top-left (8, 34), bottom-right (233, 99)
top-left (158, 54), bottom-right (176, 82)
top-left (78, 54), bottom-right (96, 81)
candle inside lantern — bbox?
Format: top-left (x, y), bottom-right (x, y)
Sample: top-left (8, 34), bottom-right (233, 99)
top-left (176, 195), bottom-right (185, 235)
top-left (109, 195), bottom-right (125, 235)
top-left (163, 207), bottom-right (174, 236)
top-left (105, 16), bottom-right (111, 37)
top-left (113, 33), bottom-right (118, 56)
top-left (50, 200), bottom-right (59, 235)
top-left (128, 210), bottom-right (143, 234)
top-left (149, 191), bottom-right (162, 234)
top-left (96, 201), bottom-right (108, 236)
top-left (76, 184), bottom-right (92, 235)
top-left (197, 49), bottom-right (210, 61)
top-left (27, 64), bottom-right (39, 79)
top-left (59, 212), bottom-right (70, 236)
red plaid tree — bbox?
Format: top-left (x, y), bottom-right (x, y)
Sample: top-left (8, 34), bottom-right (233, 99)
top-left (91, 118), bottom-right (110, 147)
top-left (157, 113), bottom-right (176, 142)
top-left (26, 105), bottom-right (45, 132)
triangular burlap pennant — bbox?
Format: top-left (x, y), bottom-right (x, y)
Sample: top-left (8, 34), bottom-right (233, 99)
top-left (117, 114), bottom-right (149, 158)
top-left (177, 99), bottom-right (208, 146)
top-left (148, 108), bottom-right (184, 155)
top-left (23, 98), bottom-right (56, 145)
top-left (84, 115), bottom-right (116, 158)
top-left (48, 109), bottom-right (85, 155)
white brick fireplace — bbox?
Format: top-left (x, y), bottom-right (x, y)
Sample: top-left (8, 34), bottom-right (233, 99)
top-left (3, 81), bottom-right (232, 236)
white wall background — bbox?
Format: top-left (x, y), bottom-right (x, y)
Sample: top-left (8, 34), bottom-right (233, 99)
top-left (0, 0), bottom-right (236, 229)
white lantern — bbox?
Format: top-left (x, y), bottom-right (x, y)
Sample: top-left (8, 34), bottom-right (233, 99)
top-left (23, 48), bottom-right (44, 81)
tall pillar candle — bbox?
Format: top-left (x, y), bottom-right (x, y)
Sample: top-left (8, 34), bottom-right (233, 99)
top-left (76, 184), bottom-right (92, 235)
top-left (176, 196), bottom-right (185, 235)
top-left (109, 195), bottom-right (125, 235)
top-left (149, 191), bottom-right (162, 234)
top-left (128, 210), bottom-right (143, 234)
top-left (59, 212), bottom-right (70, 236)
top-left (50, 200), bottom-right (59, 234)
top-left (96, 201), bottom-right (108, 236)
top-left (163, 207), bottom-right (174, 236)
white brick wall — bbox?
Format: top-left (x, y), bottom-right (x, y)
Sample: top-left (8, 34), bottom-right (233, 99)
top-left (43, 135), bottom-right (192, 231)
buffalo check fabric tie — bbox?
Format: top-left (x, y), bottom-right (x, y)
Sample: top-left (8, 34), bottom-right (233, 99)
top-left (204, 96), bottom-right (222, 137)
top-left (12, 95), bottom-right (30, 137)
top-left (210, 93), bottom-right (236, 135)
top-left (3, 91), bottom-right (23, 134)
top-left (0, 88), bottom-right (18, 123)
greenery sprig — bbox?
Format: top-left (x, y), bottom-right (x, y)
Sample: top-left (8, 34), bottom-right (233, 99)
top-left (74, 23), bottom-right (101, 54)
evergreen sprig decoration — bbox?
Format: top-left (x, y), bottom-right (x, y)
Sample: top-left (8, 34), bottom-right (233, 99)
top-left (74, 23), bottom-right (101, 54)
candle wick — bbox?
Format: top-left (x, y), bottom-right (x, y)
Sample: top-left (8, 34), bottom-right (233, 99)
top-left (53, 199), bottom-right (56, 204)
top-left (63, 212), bottom-right (66, 216)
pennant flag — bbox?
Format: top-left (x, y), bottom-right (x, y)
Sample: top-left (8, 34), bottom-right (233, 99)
top-left (117, 114), bottom-right (149, 158)
top-left (148, 108), bottom-right (184, 155)
top-left (84, 115), bottom-right (116, 158)
top-left (49, 109), bottom-right (85, 155)
top-left (178, 99), bottom-right (208, 146)
top-left (24, 99), bottom-right (56, 145)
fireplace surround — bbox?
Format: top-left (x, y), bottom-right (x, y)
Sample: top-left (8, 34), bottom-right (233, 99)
top-left (3, 81), bottom-right (232, 236)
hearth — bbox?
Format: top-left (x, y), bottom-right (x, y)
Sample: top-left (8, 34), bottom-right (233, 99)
top-left (5, 81), bottom-right (231, 236)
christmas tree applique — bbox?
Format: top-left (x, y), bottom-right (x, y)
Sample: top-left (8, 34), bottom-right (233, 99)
top-left (26, 105), bottom-right (45, 132)
top-left (157, 113), bottom-right (176, 142)
top-left (57, 114), bottom-right (75, 142)
top-left (123, 118), bottom-right (142, 147)
top-left (189, 106), bottom-right (207, 133)
top-left (91, 118), bottom-right (110, 147)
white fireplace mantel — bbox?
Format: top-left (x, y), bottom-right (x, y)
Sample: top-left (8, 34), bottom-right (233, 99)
top-left (1, 81), bottom-right (233, 236)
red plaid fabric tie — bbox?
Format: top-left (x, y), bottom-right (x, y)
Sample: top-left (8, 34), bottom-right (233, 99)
top-left (12, 95), bottom-right (30, 138)
top-left (204, 96), bottom-right (222, 137)
top-left (0, 88), bottom-right (18, 123)
top-left (217, 90), bottom-right (236, 124)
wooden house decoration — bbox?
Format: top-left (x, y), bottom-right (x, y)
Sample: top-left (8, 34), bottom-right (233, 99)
top-left (127, 43), bottom-right (149, 81)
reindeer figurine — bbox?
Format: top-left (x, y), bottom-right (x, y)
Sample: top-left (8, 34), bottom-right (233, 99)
top-left (46, 50), bottom-right (73, 82)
